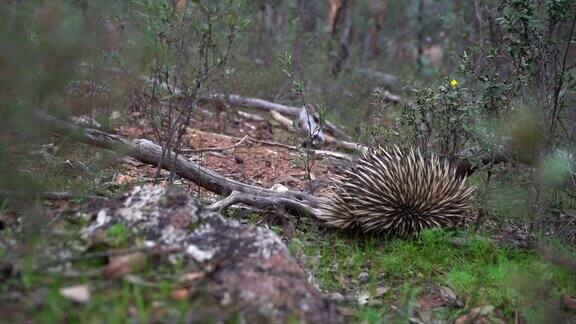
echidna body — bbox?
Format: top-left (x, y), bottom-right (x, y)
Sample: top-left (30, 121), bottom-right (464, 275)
top-left (319, 146), bottom-right (474, 236)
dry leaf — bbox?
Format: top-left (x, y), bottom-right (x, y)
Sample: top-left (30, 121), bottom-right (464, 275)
top-left (373, 286), bottom-right (390, 298)
top-left (59, 285), bottom-right (91, 304)
top-left (103, 252), bottom-right (146, 278)
top-left (170, 288), bottom-right (190, 301)
top-left (181, 272), bottom-right (204, 284)
top-left (455, 305), bottom-right (505, 324)
top-left (116, 174), bottom-right (135, 185)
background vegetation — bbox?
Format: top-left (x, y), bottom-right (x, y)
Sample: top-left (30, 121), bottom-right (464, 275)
top-left (1, 0), bottom-right (575, 322)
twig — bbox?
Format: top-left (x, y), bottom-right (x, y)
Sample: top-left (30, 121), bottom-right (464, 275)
top-left (183, 135), bottom-right (249, 153)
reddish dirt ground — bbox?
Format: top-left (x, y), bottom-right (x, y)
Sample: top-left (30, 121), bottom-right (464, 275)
top-left (117, 104), bottom-right (339, 199)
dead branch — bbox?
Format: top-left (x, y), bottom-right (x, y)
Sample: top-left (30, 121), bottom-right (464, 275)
top-left (206, 190), bottom-right (320, 216)
top-left (270, 110), bottom-right (295, 129)
top-left (211, 94), bottom-right (300, 115)
top-left (33, 109), bottom-right (326, 216)
top-left (324, 134), bottom-right (368, 153)
top-left (208, 94), bottom-right (353, 141)
top-left (237, 110), bottom-right (265, 122)
top-left (454, 150), bottom-right (511, 178)
top-left (379, 90), bottom-right (402, 104)
top-left (270, 110), bottom-right (367, 153)
top-left (298, 106), bottom-right (325, 145)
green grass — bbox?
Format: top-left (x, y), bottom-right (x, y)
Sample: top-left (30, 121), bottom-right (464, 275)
top-left (27, 274), bottom-right (191, 324)
top-left (290, 226), bottom-right (575, 322)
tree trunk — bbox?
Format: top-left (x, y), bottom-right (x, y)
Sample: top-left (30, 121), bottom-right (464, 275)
top-left (369, 0), bottom-right (388, 60)
top-left (328, 0), bottom-right (351, 76)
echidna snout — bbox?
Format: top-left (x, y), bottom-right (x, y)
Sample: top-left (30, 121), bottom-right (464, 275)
top-left (318, 146), bottom-right (475, 236)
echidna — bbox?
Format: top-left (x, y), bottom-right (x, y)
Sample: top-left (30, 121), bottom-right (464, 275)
top-left (318, 146), bottom-right (474, 236)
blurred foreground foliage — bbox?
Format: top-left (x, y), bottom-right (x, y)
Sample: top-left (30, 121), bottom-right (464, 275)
top-left (0, 0), bottom-right (575, 322)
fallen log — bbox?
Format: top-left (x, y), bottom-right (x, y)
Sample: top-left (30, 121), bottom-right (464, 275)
top-left (33, 109), bottom-right (326, 216)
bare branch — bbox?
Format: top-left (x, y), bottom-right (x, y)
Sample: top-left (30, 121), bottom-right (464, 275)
top-left (206, 190), bottom-right (320, 216)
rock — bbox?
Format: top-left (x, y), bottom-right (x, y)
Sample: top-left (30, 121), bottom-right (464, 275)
top-left (59, 285), bottom-right (91, 304)
top-left (81, 185), bottom-right (343, 323)
top-left (357, 291), bottom-right (370, 305)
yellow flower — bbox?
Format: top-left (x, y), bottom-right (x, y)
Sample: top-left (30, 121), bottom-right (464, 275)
top-left (450, 79), bottom-right (458, 88)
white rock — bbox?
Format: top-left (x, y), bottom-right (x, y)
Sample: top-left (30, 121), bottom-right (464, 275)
top-left (59, 285), bottom-right (91, 304)
top-left (186, 245), bottom-right (215, 262)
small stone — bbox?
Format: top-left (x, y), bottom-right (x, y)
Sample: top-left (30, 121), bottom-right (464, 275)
top-left (328, 292), bottom-right (345, 302)
top-left (59, 285), bottom-right (90, 304)
top-left (357, 291), bottom-right (370, 305)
